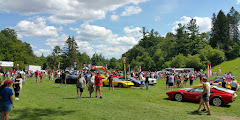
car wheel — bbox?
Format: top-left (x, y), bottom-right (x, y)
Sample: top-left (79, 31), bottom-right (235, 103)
top-left (118, 83), bottom-right (123, 88)
top-left (174, 93), bottom-right (183, 101)
top-left (212, 97), bottom-right (223, 106)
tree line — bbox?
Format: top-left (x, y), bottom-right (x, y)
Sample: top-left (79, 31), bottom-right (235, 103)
top-left (0, 7), bottom-right (239, 72)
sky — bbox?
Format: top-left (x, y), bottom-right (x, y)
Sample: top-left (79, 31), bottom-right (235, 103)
top-left (0, 0), bottom-right (239, 59)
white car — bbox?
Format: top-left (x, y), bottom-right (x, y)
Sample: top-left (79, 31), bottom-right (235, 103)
top-left (142, 77), bottom-right (157, 85)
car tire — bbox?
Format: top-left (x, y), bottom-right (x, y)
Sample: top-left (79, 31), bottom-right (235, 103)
top-left (118, 83), bottom-right (123, 88)
top-left (174, 93), bottom-right (183, 102)
top-left (211, 97), bottom-right (223, 106)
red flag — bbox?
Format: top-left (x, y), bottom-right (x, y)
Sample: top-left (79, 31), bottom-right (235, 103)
top-left (207, 64), bottom-right (209, 78)
top-left (218, 66), bottom-right (221, 73)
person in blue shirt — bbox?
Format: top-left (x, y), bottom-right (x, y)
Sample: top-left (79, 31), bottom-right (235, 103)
top-left (0, 80), bottom-right (15, 120)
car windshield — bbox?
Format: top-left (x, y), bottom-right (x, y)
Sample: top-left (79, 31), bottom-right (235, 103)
top-left (189, 88), bottom-right (203, 93)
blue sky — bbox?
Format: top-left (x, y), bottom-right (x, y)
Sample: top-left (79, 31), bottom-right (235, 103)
top-left (0, 0), bottom-right (239, 59)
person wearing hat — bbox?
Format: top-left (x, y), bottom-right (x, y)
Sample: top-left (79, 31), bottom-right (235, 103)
top-left (0, 80), bottom-right (15, 120)
top-left (195, 77), bottom-right (211, 115)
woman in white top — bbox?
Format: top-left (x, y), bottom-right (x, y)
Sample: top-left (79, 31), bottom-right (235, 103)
top-left (87, 72), bottom-right (95, 98)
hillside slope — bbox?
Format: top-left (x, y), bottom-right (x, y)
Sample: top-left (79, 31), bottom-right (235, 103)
top-left (210, 58), bottom-right (240, 79)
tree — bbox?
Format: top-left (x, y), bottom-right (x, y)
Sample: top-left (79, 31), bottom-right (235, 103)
top-left (62, 36), bottom-right (78, 68)
top-left (227, 7), bottom-right (240, 43)
top-left (210, 10), bottom-right (230, 52)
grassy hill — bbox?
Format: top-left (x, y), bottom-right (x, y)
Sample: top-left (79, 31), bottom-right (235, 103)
top-left (207, 58), bottom-right (240, 80)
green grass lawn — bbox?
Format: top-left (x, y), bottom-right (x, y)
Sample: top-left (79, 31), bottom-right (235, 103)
top-left (0, 75), bottom-right (237, 120)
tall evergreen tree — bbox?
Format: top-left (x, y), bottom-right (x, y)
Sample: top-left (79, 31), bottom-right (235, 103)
top-left (209, 10), bottom-right (229, 51)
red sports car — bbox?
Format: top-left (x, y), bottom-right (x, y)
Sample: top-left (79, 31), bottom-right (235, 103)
top-left (166, 86), bottom-right (237, 106)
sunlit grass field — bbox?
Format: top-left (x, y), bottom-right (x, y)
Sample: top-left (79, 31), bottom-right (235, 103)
top-left (0, 74), bottom-right (237, 120)
top-left (1, 58), bottom-right (240, 120)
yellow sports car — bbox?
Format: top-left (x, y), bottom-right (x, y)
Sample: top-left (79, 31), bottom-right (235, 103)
top-left (194, 82), bottom-right (232, 89)
top-left (194, 79), bottom-right (239, 90)
top-left (101, 75), bottom-right (134, 88)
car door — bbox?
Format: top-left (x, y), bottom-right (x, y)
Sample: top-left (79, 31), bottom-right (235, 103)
top-left (185, 88), bottom-right (203, 102)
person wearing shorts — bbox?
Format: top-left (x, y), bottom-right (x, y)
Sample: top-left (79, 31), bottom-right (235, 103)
top-left (0, 80), bottom-right (15, 120)
top-left (195, 77), bottom-right (211, 115)
top-left (76, 74), bottom-right (86, 99)
top-left (168, 74), bottom-right (174, 91)
top-left (95, 73), bottom-right (102, 99)
top-left (13, 74), bottom-right (22, 100)
top-left (139, 73), bottom-right (144, 89)
top-left (87, 72), bottom-right (95, 98)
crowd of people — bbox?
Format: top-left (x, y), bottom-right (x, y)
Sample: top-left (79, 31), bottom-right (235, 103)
top-left (0, 68), bottom-right (239, 119)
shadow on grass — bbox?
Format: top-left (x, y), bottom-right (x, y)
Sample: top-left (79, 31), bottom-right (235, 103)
top-left (11, 108), bottom-right (74, 120)
top-left (162, 98), bottom-right (231, 108)
top-left (63, 97), bottom-right (92, 99)
top-left (187, 111), bottom-right (204, 115)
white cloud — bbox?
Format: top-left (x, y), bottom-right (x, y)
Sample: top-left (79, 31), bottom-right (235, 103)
top-left (15, 17), bottom-right (59, 38)
top-left (111, 15), bottom-right (119, 21)
top-left (45, 34), bottom-right (69, 49)
top-left (0, 0), bottom-right (148, 24)
top-left (30, 44), bottom-right (37, 48)
top-left (34, 49), bottom-right (51, 57)
top-left (121, 6), bottom-right (142, 16)
top-left (237, 0), bottom-right (240, 4)
top-left (172, 16), bottom-right (211, 34)
top-left (124, 26), bottom-right (142, 38)
top-left (70, 23), bottom-right (142, 58)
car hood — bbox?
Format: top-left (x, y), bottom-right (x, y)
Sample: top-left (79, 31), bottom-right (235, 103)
top-left (212, 86), bottom-right (236, 94)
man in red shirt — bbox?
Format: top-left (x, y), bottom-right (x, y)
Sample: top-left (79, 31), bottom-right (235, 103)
top-left (95, 73), bottom-right (102, 99)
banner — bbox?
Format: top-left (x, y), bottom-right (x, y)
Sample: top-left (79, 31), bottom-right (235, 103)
top-left (74, 59), bottom-right (77, 70)
top-left (210, 65), bottom-right (212, 77)
top-left (122, 55), bottom-right (127, 80)
top-left (207, 64), bottom-right (209, 78)
top-left (17, 64), bottom-right (19, 70)
top-left (173, 67), bottom-right (176, 73)
top-left (139, 65), bottom-right (141, 73)
top-left (218, 66), bottom-right (221, 73)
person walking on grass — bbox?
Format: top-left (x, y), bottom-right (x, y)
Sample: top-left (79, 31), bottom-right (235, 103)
top-left (189, 73), bottom-right (194, 86)
top-left (87, 72), bottom-right (95, 98)
top-left (108, 74), bottom-right (114, 91)
top-left (76, 74), bottom-right (86, 99)
top-left (195, 77), bottom-right (211, 115)
top-left (0, 80), bottom-right (15, 120)
top-left (165, 73), bottom-right (169, 89)
top-left (60, 70), bottom-right (67, 88)
top-left (13, 73), bottom-right (22, 100)
top-left (139, 72), bottom-right (144, 89)
top-left (95, 73), bottom-right (102, 99)
top-left (145, 74), bottom-right (149, 90)
top-left (40, 72), bottom-right (43, 83)
top-left (168, 73), bottom-right (174, 91)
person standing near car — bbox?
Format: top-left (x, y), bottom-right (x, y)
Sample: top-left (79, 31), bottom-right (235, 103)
top-left (145, 74), bottom-right (149, 90)
top-left (221, 77), bottom-right (227, 88)
top-left (108, 74), bottom-right (114, 91)
top-left (0, 80), bottom-right (15, 120)
top-left (165, 73), bottom-right (169, 90)
top-left (189, 73), bottom-right (194, 86)
top-left (168, 73), bottom-right (174, 91)
top-left (95, 73), bottom-right (102, 99)
top-left (230, 78), bottom-right (238, 91)
top-left (76, 74), bottom-right (86, 99)
top-left (195, 77), bottom-right (211, 115)
top-left (60, 70), bottom-right (67, 88)
top-left (139, 72), bottom-right (144, 89)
